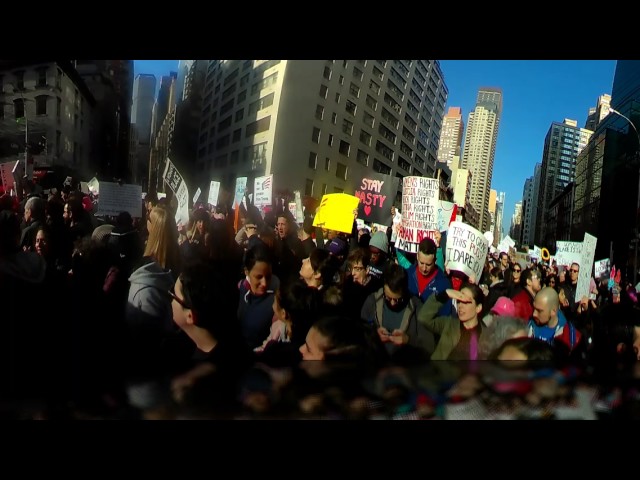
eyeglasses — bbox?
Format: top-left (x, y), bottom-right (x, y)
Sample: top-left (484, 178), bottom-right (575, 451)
top-left (384, 295), bottom-right (403, 305)
top-left (570, 269), bottom-right (579, 273)
top-left (168, 286), bottom-right (191, 309)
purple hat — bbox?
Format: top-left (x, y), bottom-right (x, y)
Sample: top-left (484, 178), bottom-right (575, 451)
top-left (327, 237), bottom-right (348, 256)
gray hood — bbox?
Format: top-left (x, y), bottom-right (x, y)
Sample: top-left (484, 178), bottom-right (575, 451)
top-left (128, 261), bottom-right (175, 291)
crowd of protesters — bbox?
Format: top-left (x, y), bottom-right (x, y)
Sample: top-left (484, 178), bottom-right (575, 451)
top-left (2, 178), bottom-right (640, 419)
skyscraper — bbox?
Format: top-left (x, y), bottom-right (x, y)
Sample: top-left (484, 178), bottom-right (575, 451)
top-left (494, 191), bottom-right (505, 246)
top-left (131, 74), bottom-right (156, 183)
top-left (175, 60), bottom-right (194, 105)
top-left (536, 118), bottom-right (592, 246)
top-left (196, 60), bottom-right (448, 201)
top-left (585, 94), bottom-right (611, 131)
top-left (461, 87), bottom-right (502, 232)
top-left (437, 106), bottom-right (464, 166)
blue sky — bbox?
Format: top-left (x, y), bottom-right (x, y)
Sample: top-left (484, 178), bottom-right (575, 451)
top-left (438, 60), bottom-right (617, 237)
top-left (134, 60), bottom-right (618, 237)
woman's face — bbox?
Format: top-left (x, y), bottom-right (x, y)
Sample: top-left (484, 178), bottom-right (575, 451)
top-left (299, 326), bottom-right (329, 360)
top-left (457, 287), bottom-right (480, 323)
top-left (196, 220), bottom-right (205, 235)
top-left (351, 261), bottom-right (367, 285)
top-left (35, 230), bottom-right (48, 256)
top-left (300, 257), bottom-right (316, 284)
top-left (246, 261), bottom-right (272, 296)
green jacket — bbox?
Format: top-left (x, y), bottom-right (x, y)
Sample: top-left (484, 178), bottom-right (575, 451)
top-left (417, 293), bottom-right (462, 360)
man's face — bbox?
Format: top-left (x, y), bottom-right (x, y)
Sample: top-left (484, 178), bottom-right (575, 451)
top-left (569, 264), bottom-right (580, 283)
top-left (417, 252), bottom-right (436, 277)
top-left (532, 296), bottom-right (552, 326)
top-left (500, 255), bottom-right (509, 267)
top-left (276, 217), bottom-right (288, 238)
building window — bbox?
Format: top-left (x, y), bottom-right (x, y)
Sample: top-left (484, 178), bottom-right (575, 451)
top-left (356, 149), bottom-right (369, 167)
top-left (305, 179), bottom-right (314, 196)
top-left (331, 112), bottom-right (337, 124)
top-left (328, 134), bottom-right (333, 146)
top-left (230, 150), bottom-right (240, 164)
top-left (245, 116), bottom-right (271, 136)
top-left (335, 92), bottom-right (340, 104)
top-left (349, 82), bottom-right (360, 98)
top-left (233, 128), bottom-right (242, 143)
top-left (322, 184), bottom-right (328, 195)
top-left (319, 84), bottom-right (328, 99)
top-left (309, 152), bottom-right (317, 169)
top-left (363, 112), bottom-right (374, 128)
top-left (373, 66), bottom-right (384, 81)
top-left (359, 129), bottom-right (372, 146)
top-left (339, 140), bottom-right (350, 157)
top-left (237, 90), bottom-right (247, 103)
top-left (325, 157), bottom-right (331, 171)
top-left (353, 66), bottom-right (363, 81)
top-left (342, 119), bottom-right (353, 136)
top-left (248, 92), bottom-right (274, 115)
top-left (369, 80), bottom-right (381, 95)
top-left (219, 115), bottom-right (232, 131)
top-left (345, 99), bottom-right (357, 116)
top-left (15, 71), bottom-right (25, 90)
top-left (365, 95), bottom-right (377, 111)
top-left (315, 104), bottom-right (324, 120)
top-left (312, 127), bottom-right (320, 143)
top-left (235, 109), bottom-right (244, 121)
top-left (333, 186), bottom-right (344, 193)
top-left (336, 162), bottom-right (347, 180)
top-left (14, 98), bottom-right (24, 119)
top-left (373, 158), bottom-right (391, 175)
top-left (338, 75), bottom-right (344, 85)
top-left (323, 66), bottom-right (331, 80)
top-left (56, 68), bottom-right (62, 90)
top-left (37, 67), bottom-right (47, 87)
top-left (35, 95), bottom-right (47, 115)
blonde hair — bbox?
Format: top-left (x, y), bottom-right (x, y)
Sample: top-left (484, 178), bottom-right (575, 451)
top-left (144, 206), bottom-right (181, 274)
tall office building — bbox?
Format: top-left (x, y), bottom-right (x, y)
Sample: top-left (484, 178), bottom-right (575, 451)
top-left (488, 189), bottom-right (497, 236)
top-left (152, 72), bottom-right (178, 139)
top-left (131, 74), bottom-right (156, 183)
top-left (521, 176), bottom-right (535, 247)
top-left (461, 87), bottom-right (502, 233)
top-left (437, 106), bottom-right (464, 166)
top-left (585, 94), bottom-right (611, 131)
top-left (510, 201), bottom-right (522, 241)
top-left (494, 191), bottom-right (505, 246)
top-left (175, 60), bottom-right (194, 105)
top-left (573, 62), bottom-right (640, 266)
top-left (196, 60), bottom-right (448, 201)
top-left (536, 118), bottom-right (592, 246)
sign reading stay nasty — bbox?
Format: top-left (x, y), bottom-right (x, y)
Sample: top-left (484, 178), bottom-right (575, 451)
top-left (354, 172), bottom-right (399, 225)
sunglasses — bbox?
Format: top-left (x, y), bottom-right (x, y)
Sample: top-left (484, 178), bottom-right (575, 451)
top-left (513, 268), bottom-right (521, 273)
top-left (168, 286), bottom-right (191, 309)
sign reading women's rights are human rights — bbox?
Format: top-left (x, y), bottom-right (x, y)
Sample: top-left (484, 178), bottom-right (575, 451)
top-left (396, 176), bottom-right (439, 253)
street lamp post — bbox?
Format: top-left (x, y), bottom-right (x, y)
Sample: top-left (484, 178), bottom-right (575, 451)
top-left (610, 107), bottom-right (640, 286)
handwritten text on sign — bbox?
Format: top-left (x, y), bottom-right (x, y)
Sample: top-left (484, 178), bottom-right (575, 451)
top-left (396, 176), bottom-right (439, 253)
top-left (446, 221), bottom-right (489, 281)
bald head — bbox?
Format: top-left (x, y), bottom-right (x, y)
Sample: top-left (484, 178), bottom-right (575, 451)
top-left (532, 287), bottom-right (560, 327)
top-left (537, 287), bottom-right (559, 310)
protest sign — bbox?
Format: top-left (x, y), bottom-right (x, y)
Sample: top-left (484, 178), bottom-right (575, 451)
top-left (312, 193), bottom-right (359, 234)
top-left (445, 221), bottom-right (489, 281)
top-left (396, 176), bottom-right (439, 253)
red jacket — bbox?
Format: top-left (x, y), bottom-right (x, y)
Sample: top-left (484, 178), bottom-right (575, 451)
top-left (512, 288), bottom-right (534, 321)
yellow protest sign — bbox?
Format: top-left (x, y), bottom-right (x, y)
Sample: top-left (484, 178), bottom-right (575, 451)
top-left (312, 193), bottom-right (359, 234)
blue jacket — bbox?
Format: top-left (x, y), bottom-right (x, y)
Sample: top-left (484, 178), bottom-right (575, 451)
top-left (406, 264), bottom-right (452, 316)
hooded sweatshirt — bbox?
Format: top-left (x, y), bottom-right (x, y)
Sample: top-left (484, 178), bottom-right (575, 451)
top-left (126, 259), bottom-right (176, 338)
